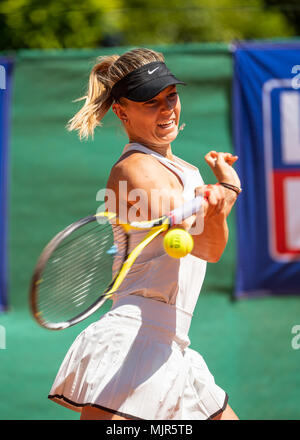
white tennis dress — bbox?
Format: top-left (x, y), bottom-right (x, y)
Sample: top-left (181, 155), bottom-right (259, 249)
top-left (48, 143), bottom-right (228, 420)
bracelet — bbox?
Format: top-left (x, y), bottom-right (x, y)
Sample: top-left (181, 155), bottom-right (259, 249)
top-left (219, 182), bottom-right (242, 195)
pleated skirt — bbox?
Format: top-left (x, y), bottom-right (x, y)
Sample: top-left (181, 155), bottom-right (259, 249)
top-left (48, 295), bottom-right (228, 420)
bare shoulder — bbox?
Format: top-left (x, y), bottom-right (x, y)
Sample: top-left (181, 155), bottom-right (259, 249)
top-left (106, 151), bottom-right (185, 219)
top-left (107, 152), bottom-right (165, 192)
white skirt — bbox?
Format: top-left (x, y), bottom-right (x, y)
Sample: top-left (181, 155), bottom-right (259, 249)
top-left (48, 295), bottom-right (228, 420)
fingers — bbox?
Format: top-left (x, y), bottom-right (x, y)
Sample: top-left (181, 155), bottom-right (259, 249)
top-left (206, 184), bottom-right (226, 215)
top-left (205, 151), bottom-right (238, 168)
top-left (224, 153), bottom-right (238, 165)
top-left (195, 183), bottom-right (226, 217)
top-left (217, 152), bottom-right (238, 166)
top-left (204, 151), bottom-right (220, 170)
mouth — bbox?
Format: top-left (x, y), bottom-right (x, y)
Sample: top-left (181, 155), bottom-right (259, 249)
top-left (157, 120), bottom-right (176, 129)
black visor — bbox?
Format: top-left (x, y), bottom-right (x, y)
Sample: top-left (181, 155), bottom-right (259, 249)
top-left (111, 61), bottom-right (186, 102)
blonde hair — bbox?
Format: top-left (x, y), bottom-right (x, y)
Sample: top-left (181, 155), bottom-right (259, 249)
top-left (67, 48), bottom-right (165, 140)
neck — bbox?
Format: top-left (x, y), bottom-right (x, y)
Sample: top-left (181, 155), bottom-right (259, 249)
top-left (129, 139), bottom-right (174, 160)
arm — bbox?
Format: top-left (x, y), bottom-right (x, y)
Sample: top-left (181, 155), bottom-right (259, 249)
top-left (190, 185), bottom-right (228, 262)
top-left (190, 151), bottom-right (241, 262)
top-left (106, 151), bottom-right (239, 263)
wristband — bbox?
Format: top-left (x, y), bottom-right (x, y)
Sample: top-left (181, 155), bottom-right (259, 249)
top-left (219, 182), bottom-right (242, 195)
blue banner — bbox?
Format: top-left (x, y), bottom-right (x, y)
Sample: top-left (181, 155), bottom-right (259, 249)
top-left (233, 42), bottom-right (300, 298)
top-left (0, 58), bottom-right (14, 311)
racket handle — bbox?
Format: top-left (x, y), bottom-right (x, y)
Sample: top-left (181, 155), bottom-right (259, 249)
top-left (169, 196), bottom-right (203, 226)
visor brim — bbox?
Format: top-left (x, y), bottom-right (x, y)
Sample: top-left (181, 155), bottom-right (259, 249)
top-left (125, 76), bottom-right (186, 102)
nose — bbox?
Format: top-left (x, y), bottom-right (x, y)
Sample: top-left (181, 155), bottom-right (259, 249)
top-left (160, 97), bottom-right (174, 113)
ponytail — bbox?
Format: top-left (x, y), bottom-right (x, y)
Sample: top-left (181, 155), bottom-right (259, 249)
top-left (67, 55), bottom-right (119, 140)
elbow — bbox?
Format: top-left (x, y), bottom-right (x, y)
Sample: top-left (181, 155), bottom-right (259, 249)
top-left (207, 254), bottom-right (223, 263)
top-left (191, 233), bottom-right (229, 262)
top-left (208, 233), bottom-right (229, 263)
top-left (192, 247), bottom-right (225, 263)
top-left (206, 244), bottom-right (227, 263)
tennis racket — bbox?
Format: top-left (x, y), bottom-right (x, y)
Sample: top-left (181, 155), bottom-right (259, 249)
top-left (29, 195), bottom-right (203, 330)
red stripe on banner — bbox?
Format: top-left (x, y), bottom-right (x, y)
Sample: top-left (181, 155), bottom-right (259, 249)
top-left (272, 170), bottom-right (300, 255)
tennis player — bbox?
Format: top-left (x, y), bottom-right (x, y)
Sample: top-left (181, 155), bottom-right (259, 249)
top-left (48, 48), bottom-right (240, 420)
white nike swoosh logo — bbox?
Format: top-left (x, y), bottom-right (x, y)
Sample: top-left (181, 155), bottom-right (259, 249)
top-left (148, 67), bottom-right (160, 75)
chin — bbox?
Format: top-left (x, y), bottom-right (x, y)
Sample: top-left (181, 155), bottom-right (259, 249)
top-left (159, 127), bottom-right (179, 143)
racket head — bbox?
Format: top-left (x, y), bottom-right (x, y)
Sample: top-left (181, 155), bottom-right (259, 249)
top-left (29, 213), bottom-right (128, 330)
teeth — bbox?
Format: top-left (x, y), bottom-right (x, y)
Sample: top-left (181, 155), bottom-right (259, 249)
top-left (158, 121), bottom-right (173, 127)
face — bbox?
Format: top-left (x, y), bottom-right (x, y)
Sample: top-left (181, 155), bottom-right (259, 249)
top-left (113, 85), bottom-right (181, 148)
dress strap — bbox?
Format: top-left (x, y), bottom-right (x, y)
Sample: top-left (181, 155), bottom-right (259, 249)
top-left (122, 143), bottom-right (186, 188)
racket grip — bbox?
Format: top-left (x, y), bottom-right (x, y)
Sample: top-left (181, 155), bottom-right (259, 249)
top-left (169, 196), bottom-right (203, 226)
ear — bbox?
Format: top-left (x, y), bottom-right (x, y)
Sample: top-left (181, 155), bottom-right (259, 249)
top-left (112, 102), bottom-right (128, 123)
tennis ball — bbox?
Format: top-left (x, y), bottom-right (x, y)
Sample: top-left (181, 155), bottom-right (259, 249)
top-left (163, 228), bottom-right (194, 259)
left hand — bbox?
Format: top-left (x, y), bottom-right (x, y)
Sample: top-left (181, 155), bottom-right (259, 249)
top-left (204, 151), bottom-right (241, 188)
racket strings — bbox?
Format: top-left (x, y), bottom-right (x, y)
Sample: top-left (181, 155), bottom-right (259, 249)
top-left (39, 231), bottom-right (113, 296)
top-left (39, 255), bottom-right (117, 313)
top-left (39, 230), bottom-right (114, 287)
top-left (39, 251), bottom-right (125, 319)
top-left (40, 227), bottom-right (125, 293)
top-left (45, 221), bottom-right (114, 261)
top-left (37, 220), bottom-right (128, 323)
top-left (39, 255), bottom-right (114, 311)
top-left (52, 222), bottom-right (104, 251)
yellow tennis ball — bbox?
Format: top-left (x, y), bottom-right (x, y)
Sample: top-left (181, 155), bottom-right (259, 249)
top-left (163, 228), bottom-right (194, 259)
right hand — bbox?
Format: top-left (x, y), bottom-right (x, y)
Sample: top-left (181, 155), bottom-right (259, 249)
top-left (195, 184), bottom-right (226, 219)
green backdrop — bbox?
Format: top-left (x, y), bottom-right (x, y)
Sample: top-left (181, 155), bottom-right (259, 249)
top-left (0, 43), bottom-right (299, 420)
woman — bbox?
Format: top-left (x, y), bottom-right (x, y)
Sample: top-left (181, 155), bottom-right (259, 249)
top-left (48, 48), bottom-right (241, 420)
